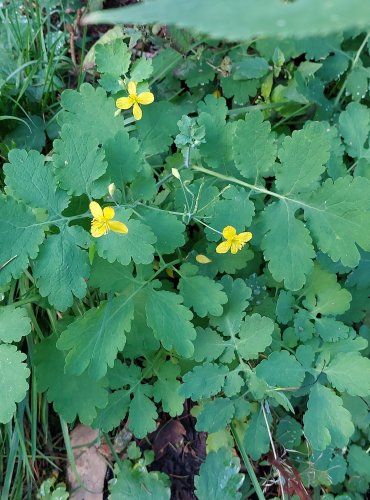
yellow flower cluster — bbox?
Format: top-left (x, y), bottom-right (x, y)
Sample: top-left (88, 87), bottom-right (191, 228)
top-left (89, 201), bottom-right (128, 238)
top-left (216, 226), bottom-right (253, 254)
top-left (116, 81), bottom-right (154, 120)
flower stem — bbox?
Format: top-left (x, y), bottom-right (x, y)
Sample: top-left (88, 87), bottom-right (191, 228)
top-left (230, 422), bottom-right (266, 500)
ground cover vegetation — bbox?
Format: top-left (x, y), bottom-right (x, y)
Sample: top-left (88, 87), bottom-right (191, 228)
top-left (1, 0), bottom-right (370, 498)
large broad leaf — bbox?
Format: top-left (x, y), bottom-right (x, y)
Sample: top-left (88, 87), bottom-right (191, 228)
top-left (104, 130), bottom-right (143, 186)
top-left (84, 0), bottom-right (370, 41)
top-left (302, 176), bottom-right (370, 267)
top-left (256, 351), bottom-right (306, 388)
top-left (243, 406), bottom-right (272, 460)
top-left (303, 383), bottom-right (354, 451)
top-left (178, 264), bottom-right (228, 317)
top-left (0, 305), bottom-right (31, 343)
top-left (180, 363), bottom-right (228, 400)
top-left (128, 384), bottom-right (158, 438)
top-left (57, 294), bottom-right (134, 379)
top-left (196, 398), bottom-right (235, 433)
top-left (261, 201), bottom-right (315, 290)
top-left (210, 276), bottom-right (251, 336)
top-left (235, 313), bottom-right (274, 360)
top-left (35, 335), bottom-right (108, 424)
top-left (0, 344), bottom-right (30, 424)
top-left (194, 448), bottom-right (244, 500)
top-left (325, 352), bottom-right (370, 397)
top-left (145, 288), bottom-right (196, 357)
top-left (0, 196), bottom-right (45, 286)
top-left (96, 209), bottom-right (157, 265)
top-left (53, 124), bottom-right (108, 197)
top-left (152, 362), bottom-right (184, 417)
top-left (33, 226), bottom-right (91, 311)
top-left (138, 210), bottom-right (186, 255)
top-left (4, 149), bottom-right (69, 217)
top-left (233, 111), bottom-right (276, 180)
top-left (136, 102), bottom-right (183, 155)
top-left (275, 121), bottom-right (330, 195)
top-left (58, 83), bottom-right (122, 144)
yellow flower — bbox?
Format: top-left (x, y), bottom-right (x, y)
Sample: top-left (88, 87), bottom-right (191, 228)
top-left (115, 81), bottom-right (154, 120)
top-left (89, 201), bottom-right (128, 238)
top-left (216, 226), bottom-right (252, 254)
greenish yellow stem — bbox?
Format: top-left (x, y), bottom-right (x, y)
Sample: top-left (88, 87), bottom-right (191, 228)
top-left (230, 423), bottom-right (266, 500)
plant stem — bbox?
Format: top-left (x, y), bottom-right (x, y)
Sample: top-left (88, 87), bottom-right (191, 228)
top-left (59, 417), bottom-right (83, 489)
top-left (230, 423), bottom-right (266, 500)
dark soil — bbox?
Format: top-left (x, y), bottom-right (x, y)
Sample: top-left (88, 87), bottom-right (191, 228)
top-left (140, 402), bottom-right (207, 500)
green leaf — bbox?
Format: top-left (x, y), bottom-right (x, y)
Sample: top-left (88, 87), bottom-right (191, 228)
top-left (256, 351), bottom-right (305, 387)
top-left (139, 210), bottom-right (186, 255)
top-left (130, 57), bottom-right (153, 82)
top-left (53, 124), bottom-right (107, 197)
top-left (179, 265), bottom-right (228, 317)
top-left (152, 362), bottom-right (184, 416)
top-left (146, 288), bottom-right (196, 357)
top-left (35, 335), bottom-right (108, 424)
top-left (193, 327), bottom-right (225, 362)
top-left (4, 149), bottom-right (69, 217)
top-left (85, 0), bottom-right (370, 41)
top-left (33, 226), bottom-right (91, 310)
top-left (96, 209), bottom-right (157, 265)
top-left (196, 398), bottom-right (235, 433)
top-left (325, 352), bottom-right (370, 397)
top-left (243, 406), bottom-right (271, 460)
top-left (92, 390), bottom-right (130, 432)
top-left (95, 38), bottom-right (131, 77)
top-left (5, 115), bottom-right (46, 152)
top-left (338, 102), bottom-right (370, 159)
top-left (110, 462), bottom-right (170, 500)
top-left (128, 384), bottom-right (157, 438)
top-left (347, 445), bottom-right (370, 482)
top-left (210, 276), bottom-right (251, 336)
top-left (233, 57), bottom-right (269, 79)
top-left (261, 201), bottom-right (315, 290)
top-left (275, 121), bottom-right (331, 194)
top-left (0, 344), bottom-right (30, 424)
top-left (58, 83), bottom-right (122, 144)
top-left (302, 265), bottom-right (352, 316)
top-left (0, 305), bottom-right (31, 343)
top-left (0, 196), bottom-right (45, 285)
top-left (89, 256), bottom-right (136, 293)
top-left (136, 102), bottom-right (182, 155)
top-left (194, 447), bottom-right (243, 500)
top-left (104, 130), bottom-right (143, 186)
top-left (302, 176), bottom-right (370, 267)
top-left (233, 111), bottom-right (276, 180)
top-left (235, 313), bottom-right (274, 360)
top-left (205, 186), bottom-right (255, 242)
top-left (276, 290), bottom-right (294, 324)
top-left (57, 294), bottom-right (134, 379)
top-left (346, 251), bottom-right (370, 289)
top-left (198, 108), bottom-right (235, 170)
top-left (303, 384), bottom-right (354, 451)
top-left (180, 363), bottom-right (228, 400)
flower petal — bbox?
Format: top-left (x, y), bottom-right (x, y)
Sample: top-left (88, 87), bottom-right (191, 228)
top-left (236, 231), bottom-right (253, 244)
top-left (108, 220), bottom-right (128, 234)
top-left (216, 240), bottom-right (231, 254)
top-left (137, 91), bottom-right (154, 105)
top-left (230, 241), bottom-right (240, 254)
top-left (89, 201), bottom-right (103, 218)
top-left (128, 81), bottom-right (137, 95)
top-left (116, 96), bottom-right (134, 110)
top-left (132, 102), bottom-right (142, 120)
top-left (222, 225), bottom-right (237, 239)
top-left (91, 221), bottom-right (107, 238)
top-left (103, 206), bottom-right (115, 220)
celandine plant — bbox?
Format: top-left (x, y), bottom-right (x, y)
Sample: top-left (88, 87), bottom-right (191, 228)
top-left (1, 33), bottom-right (370, 498)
